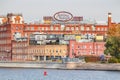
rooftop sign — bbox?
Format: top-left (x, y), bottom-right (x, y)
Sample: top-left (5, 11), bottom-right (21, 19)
top-left (53, 11), bottom-right (73, 22)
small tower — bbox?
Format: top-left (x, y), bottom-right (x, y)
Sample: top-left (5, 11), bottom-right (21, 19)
top-left (0, 16), bottom-right (7, 24)
top-left (108, 13), bottom-right (112, 27)
top-left (7, 13), bottom-right (24, 24)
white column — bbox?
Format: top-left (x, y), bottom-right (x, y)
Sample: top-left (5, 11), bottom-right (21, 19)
top-left (38, 56), bottom-right (40, 61)
top-left (44, 56), bottom-right (46, 61)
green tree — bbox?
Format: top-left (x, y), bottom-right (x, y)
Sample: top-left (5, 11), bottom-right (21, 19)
top-left (104, 24), bottom-right (120, 59)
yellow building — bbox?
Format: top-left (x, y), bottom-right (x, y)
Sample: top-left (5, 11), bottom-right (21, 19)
top-left (28, 45), bottom-right (68, 61)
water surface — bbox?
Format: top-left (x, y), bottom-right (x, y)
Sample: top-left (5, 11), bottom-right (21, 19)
top-left (0, 68), bottom-right (120, 80)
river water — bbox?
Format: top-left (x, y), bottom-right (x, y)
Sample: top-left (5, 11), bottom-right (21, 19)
top-left (0, 68), bottom-right (120, 80)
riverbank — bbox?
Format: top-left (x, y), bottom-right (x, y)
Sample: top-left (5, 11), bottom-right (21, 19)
top-left (66, 62), bottom-right (120, 71)
top-left (0, 61), bottom-right (120, 71)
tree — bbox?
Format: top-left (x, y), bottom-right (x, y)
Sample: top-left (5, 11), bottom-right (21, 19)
top-left (104, 24), bottom-right (120, 59)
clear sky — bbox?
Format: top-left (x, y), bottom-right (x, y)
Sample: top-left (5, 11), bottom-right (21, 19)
top-left (0, 0), bottom-right (120, 23)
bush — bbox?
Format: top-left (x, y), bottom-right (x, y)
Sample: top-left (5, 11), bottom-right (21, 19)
top-left (100, 61), bottom-right (106, 64)
top-left (85, 57), bottom-right (89, 62)
top-left (84, 56), bottom-right (100, 62)
top-left (108, 57), bottom-right (118, 63)
top-left (118, 59), bottom-right (120, 63)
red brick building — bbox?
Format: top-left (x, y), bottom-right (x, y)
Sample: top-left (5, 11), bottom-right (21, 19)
top-left (68, 40), bottom-right (105, 58)
top-left (0, 12), bottom-right (115, 61)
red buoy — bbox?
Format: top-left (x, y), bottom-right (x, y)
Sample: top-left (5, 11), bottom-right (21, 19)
top-left (44, 71), bottom-right (47, 76)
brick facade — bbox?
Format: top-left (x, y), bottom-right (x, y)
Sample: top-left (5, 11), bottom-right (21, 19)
top-left (69, 40), bottom-right (105, 58)
top-left (0, 12), bottom-right (115, 61)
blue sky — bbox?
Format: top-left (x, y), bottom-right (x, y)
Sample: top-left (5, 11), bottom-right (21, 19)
top-left (0, 0), bottom-right (120, 23)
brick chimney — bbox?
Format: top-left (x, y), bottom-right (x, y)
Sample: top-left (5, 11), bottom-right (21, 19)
top-left (108, 13), bottom-right (112, 27)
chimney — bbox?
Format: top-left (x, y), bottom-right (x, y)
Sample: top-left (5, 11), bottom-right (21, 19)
top-left (108, 13), bottom-right (112, 27)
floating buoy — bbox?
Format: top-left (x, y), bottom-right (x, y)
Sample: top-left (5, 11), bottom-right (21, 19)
top-left (44, 71), bottom-right (47, 76)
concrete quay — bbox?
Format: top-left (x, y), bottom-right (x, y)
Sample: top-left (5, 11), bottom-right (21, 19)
top-left (66, 62), bottom-right (120, 71)
top-left (0, 61), bottom-right (65, 69)
top-left (0, 61), bottom-right (120, 71)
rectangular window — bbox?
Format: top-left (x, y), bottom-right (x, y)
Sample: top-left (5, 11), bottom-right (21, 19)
top-left (16, 27), bottom-right (18, 30)
top-left (71, 27), bottom-right (74, 30)
top-left (92, 25), bottom-right (95, 31)
top-left (4, 27), bottom-right (7, 31)
top-left (81, 26), bottom-right (84, 31)
top-left (38, 27), bottom-right (41, 30)
top-left (105, 28), bottom-right (108, 31)
top-left (46, 27), bottom-right (48, 31)
top-left (42, 27), bottom-right (44, 31)
top-left (86, 27), bottom-right (89, 31)
top-left (101, 28), bottom-right (104, 31)
top-left (31, 27), bottom-right (34, 30)
top-left (76, 27), bottom-right (79, 31)
top-left (60, 50), bottom-right (61, 53)
top-left (90, 46), bottom-right (92, 49)
top-left (66, 27), bottom-right (70, 31)
top-left (56, 50), bottom-right (58, 53)
top-left (55, 27), bottom-right (58, 31)
top-left (50, 27), bottom-right (53, 30)
top-left (97, 28), bottom-right (100, 31)
top-left (27, 27), bottom-right (30, 30)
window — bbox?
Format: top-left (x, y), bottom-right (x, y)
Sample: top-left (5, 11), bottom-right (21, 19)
top-left (98, 45), bottom-right (100, 48)
top-left (105, 28), bottom-right (107, 31)
top-left (4, 27), bottom-right (7, 31)
top-left (66, 27), bottom-right (70, 31)
top-left (42, 27), bottom-right (44, 31)
top-left (72, 44), bottom-right (74, 48)
top-left (90, 46), bottom-right (92, 49)
top-left (71, 27), bottom-right (74, 30)
top-left (16, 26), bottom-right (18, 30)
top-left (31, 27), bottom-right (34, 30)
top-left (39, 50), bottom-right (41, 53)
top-left (97, 28), bottom-right (100, 31)
top-left (82, 45), bottom-right (86, 49)
top-left (60, 50), bottom-right (61, 53)
top-left (56, 50), bottom-right (58, 53)
top-left (86, 27), bottom-right (89, 31)
top-left (50, 26), bottom-right (53, 30)
top-left (101, 28), bottom-right (104, 31)
top-left (55, 27), bottom-right (58, 31)
top-left (19, 27), bottom-right (22, 30)
top-left (27, 27), bottom-right (30, 30)
top-left (96, 46), bottom-right (98, 49)
top-left (92, 25), bottom-right (95, 31)
top-left (38, 27), bottom-right (41, 30)
top-left (46, 27), bottom-right (48, 31)
top-left (76, 27), bottom-right (79, 31)
top-left (84, 45), bottom-right (86, 49)
top-left (81, 26), bottom-right (84, 31)
top-left (61, 25), bottom-right (65, 31)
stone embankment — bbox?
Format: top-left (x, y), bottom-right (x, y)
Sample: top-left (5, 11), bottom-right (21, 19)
top-left (66, 62), bottom-right (120, 71)
top-left (0, 61), bottom-right (65, 69)
top-left (0, 61), bottom-right (120, 71)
